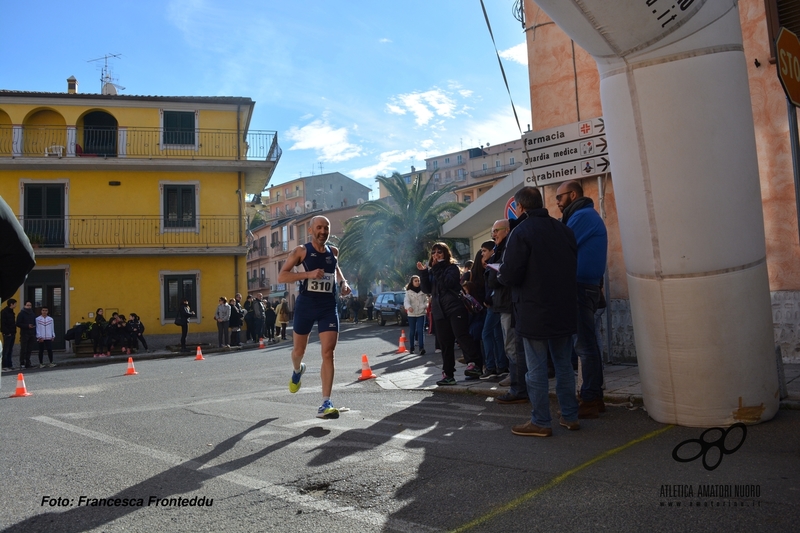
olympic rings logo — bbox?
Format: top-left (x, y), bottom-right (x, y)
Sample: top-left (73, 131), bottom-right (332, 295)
top-left (671, 423), bottom-right (747, 471)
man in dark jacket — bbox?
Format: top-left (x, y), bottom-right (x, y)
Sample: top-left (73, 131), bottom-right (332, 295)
top-left (498, 186), bottom-right (579, 437)
top-left (556, 180), bottom-right (608, 418)
top-left (229, 293), bottom-right (244, 346)
top-left (16, 301), bottom-right (37, 369)
top-left (2, 299), bottom-right (17, 370)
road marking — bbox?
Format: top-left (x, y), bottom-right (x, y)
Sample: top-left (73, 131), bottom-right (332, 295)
top-left (449, 425), bottom-right (675, 533)
top-left (32, 416), bottom-right (438, 533)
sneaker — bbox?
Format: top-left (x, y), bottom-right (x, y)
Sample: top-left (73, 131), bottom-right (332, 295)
top-left (48, 363), bottom-right (56, 368)
top-left (511, 421), bottom-right (552, 437)
top-left (559, 416), bottom-right (580, 431)
top-left (496, 393), bottom-right (529, 404)
top-left (289, 363), bottom-right (306, 393)
top-left (316, 399), bottom-right (340, 419)
top-left (464, 363), bottom-right (481, 378)
top-left (409, 349), bottom-right (415, 354)
top-left (479, 369), bottom-right (498, 380)
top-left (436, 373), bottom-right (456, 386)
top-left (435, 348), bottom-right (441, 353)
top-left (496, 369), bottom-right (509, 379)
top-left (39, 364), bottom-right (46, 368)
top-left (419, 349), bottom-right (426, 355)
top-left (498, 376), bottom-right (511, 387)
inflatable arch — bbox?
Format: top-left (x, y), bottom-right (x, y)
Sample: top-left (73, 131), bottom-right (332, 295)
top-left (533, 0), bottom-right (779, 426)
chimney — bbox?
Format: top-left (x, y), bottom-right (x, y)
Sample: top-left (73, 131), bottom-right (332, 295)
top-left (67, 76), bottom-right (78, 94)
top-left (411, 165), bottom-right (416, 172)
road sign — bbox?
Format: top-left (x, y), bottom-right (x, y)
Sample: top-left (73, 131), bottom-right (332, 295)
top-left (504, 196), bottom-right (518, 220)
top-left (777, 27), bottom-right (800, 107)
top-left (522, 117), bottom-right (610, 186)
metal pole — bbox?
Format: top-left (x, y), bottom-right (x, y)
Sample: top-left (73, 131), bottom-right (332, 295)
top-left (598, 174), bottom-right (613, 364)
top-left (788, 98), bottom-right (800, 244)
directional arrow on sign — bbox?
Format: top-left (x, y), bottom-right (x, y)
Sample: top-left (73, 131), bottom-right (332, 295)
top-left (597, 137), bottom-right (607, 153)
top-left (598, 157), bottom-right (610, 172)
top-left (596, 118), bottom-right (605, 133)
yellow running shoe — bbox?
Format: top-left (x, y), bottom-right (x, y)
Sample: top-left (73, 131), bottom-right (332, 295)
top-left (289, 362), bottom-right (306, 393)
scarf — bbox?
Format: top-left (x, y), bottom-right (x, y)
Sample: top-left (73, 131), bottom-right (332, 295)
top-left (561, 196), bottom-right (594, 226)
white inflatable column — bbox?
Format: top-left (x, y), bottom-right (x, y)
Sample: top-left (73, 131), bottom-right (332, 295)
top-left (534, 1), bottom-right (779, 426)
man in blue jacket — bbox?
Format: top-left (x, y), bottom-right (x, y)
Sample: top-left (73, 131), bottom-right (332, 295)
top-left (498, 186), bottom-right (579, 437)
top-left (555, 180), bottom-right (608, 419)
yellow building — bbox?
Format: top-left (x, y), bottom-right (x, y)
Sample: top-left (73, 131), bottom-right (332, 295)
top-left (0, 79), bottom-right (280, 348)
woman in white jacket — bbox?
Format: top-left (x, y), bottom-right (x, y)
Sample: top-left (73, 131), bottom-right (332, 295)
top-left (214, 297), bottom-right (231, 347)
top-left (405, 275), bottom-right (428, 355)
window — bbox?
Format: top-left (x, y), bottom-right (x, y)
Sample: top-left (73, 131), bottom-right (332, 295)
top-left (163, 184), bottom-right (196, 228)
top-left (445, 157), bottom-right (450, 164)
top-left (433, 173), bottom-right (440, 182)
top-left (464, 195), bottom-right (472, 203)
top-left (298, 224), bottom-right (305, 243)
top-left (457, 169), bottom-right (466, 181)
top-left (260, 268), bottom-right (266, 282)
top-left (162, 111), bottom-right (196, 146)
top-left (510, 157), bottom-right (515, 165)
top-left (482, 163), bottom-right (488, 170)
top-left (496, 160), bottom-right (501, 168)
top-left (258, 236), bottom-right (266, 254)
top-left (433, 160), bottom-right (438, 169)
top-left (23, 182), bottom-right (66, 247)
top-left (457, 155), bottom-right (463, 164)
top-left (163, 273), bottom-right (197, 320)
top-left (289, 225), bottom-right (294, 240)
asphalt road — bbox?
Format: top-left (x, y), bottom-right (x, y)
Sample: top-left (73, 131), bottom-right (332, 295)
top-left (1, 323), bottom-right (798, 532)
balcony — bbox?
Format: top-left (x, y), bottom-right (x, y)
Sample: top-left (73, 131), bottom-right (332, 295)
top-left (270, 240), bottom-right (289, 253)
top-left (20, 215), bottom-right (247, 256)
top-left (0, 126), bottom-right (281, 194)
top-left (247, 246), bottom-right (269, 260)
top-left (248, 277), bottom-right (270, 291)
top-left (470, 162), bottom-right (522, 180)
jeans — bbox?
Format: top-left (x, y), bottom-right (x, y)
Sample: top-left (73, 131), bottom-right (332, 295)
top-left (523, 335), bottom-right (578, 427)
top-left (2, 333), bottom-right (15, 368)
top-left (511, 327), bottom-right (529, 398)
top-left (500, 313), bottom-right (527, 398)
top-left (481, 309), bottom-right (507, 372)
top-left (407, 315), bottom-right (425, 351)
top-left (575, 283), bottom-right (604, 402)
top-left (38, 339), bottom-right (54, 364)
top-left (217, 320), bottom-right (230, 346)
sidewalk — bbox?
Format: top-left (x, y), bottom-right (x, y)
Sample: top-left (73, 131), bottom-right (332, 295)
top-left (378, 357), bottom-right (800, 411)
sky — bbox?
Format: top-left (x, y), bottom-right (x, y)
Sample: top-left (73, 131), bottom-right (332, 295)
top-left (1, 1), bottom-right (531, 199)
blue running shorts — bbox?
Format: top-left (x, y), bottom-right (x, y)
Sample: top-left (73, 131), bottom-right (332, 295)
top-left (292, 294), bottom-right (339, 335)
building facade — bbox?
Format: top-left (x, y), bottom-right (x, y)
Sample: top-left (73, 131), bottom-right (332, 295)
top-left (0, 79), bottom-right (280, 347)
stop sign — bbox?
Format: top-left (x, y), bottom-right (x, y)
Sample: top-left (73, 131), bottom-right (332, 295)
top-left (777, 27), bottom-right (800, 107)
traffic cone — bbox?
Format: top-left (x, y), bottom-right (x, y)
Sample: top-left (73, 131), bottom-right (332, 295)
top-left (358, 354), bottom-right (377, 380)
top-left (9, 373), bottom-right (31, 398)
top-left (195, 346), bottom-right (205, 360)
top-left (397, 330), bottom-right (407, 354)
top-left (124, 357), bottom-right (138, 376)
top-left (259, 337), bottom-right (265, 349)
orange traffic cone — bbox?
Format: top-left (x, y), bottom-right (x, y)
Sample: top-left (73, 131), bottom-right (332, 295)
top-left (397, 330), bottom-right (407, 354)
top-left (9, 373), bottom-right (32, 398)
top-left (195, 346), bottom-right (205, 360)
top-left (259, 337), bottom-right (265, 349)
top-left (124, 357), bottom-right (138, 375)
top-left (358, 354), bottom-right (377, 380)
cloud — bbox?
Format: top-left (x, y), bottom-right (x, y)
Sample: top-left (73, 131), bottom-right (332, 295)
top-left (499, 42), bottom-right (528, 66)
top-left (286, 118), bottom-right (362, 163)
top-left (349, 149), bottom-right (428, 180)
top-left (387, 88), bottom-right (457, 126)
top-left (379, 38), bottom-right (392, 43)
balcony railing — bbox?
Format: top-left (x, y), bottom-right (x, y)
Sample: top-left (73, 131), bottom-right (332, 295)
top-left (247, 277), bottom-right (270, 291)
top-left (470, 162), bottom-right (522, 179)
top-left (247, 246), bottom-right (269, 260)
top-left (0, 125), bottom-right (280, 162)
top-left (270, 240), bottom-right (289, 253)
top-left (20, 216), bottom-right (245, 249)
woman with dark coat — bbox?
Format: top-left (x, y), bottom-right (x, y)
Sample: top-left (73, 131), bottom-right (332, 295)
top-left (417, 242), bottom-right (482, 386)
top-left (92, 308), bottom-right (107, 357)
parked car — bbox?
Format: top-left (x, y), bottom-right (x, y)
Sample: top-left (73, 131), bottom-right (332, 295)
top-left (374, 292), bottom-right (408, 326)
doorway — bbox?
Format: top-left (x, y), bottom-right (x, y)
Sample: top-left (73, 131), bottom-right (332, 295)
top-left (24, 269), bottom-right (67, 350)
top-left (24, 183), bottom-right (65, 248)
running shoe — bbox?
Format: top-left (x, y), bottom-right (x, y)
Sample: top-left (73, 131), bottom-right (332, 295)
top-left (289, 362), bottom-right (306, 393)
top-left (436, 373), bottom-right (456, 386)
top-left (316, 399), bottom-right (340, 419)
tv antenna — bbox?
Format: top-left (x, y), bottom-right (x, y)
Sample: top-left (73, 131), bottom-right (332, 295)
top-left (87, 53), bottom-right (125, 94)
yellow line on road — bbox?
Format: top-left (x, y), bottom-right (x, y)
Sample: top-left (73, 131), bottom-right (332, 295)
top-left (450, 424), bottom-right (674, 533)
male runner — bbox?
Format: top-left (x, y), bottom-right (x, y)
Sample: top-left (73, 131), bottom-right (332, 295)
top-left (278, 215), bottom-right (351, 419)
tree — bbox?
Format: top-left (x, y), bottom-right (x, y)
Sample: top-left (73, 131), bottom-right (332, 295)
top-left (337, 172), bottom-right (465, 294)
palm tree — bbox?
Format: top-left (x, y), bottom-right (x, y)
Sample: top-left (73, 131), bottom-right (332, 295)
top-left (337, 172), bottom-right (465, 294)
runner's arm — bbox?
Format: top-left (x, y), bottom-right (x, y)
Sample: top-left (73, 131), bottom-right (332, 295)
top-left (331, 246), bottom-right (352, 296)
top-left (277, 245), bottom-right (321, 283)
